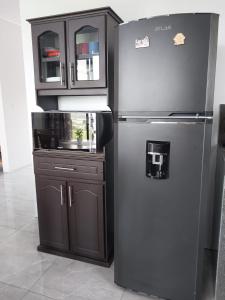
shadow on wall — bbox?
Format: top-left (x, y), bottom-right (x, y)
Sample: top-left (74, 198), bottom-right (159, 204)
top-left (213, 45), bottom-right (225, 124)
top-left (207, 45), bottom-right (225, 249)
top-left (0, 150), bottom-right (2, 172)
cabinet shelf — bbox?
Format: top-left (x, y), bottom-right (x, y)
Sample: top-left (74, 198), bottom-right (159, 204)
top-left (76, 53), bottom-right (99, 60)
top-left (41, 56), bottom-right (60, 62)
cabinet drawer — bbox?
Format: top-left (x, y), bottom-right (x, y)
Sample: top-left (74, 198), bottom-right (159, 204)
top-left (34, 156), bottom-right (104, 181)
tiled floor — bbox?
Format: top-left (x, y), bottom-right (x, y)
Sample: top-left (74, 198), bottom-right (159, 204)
top-left (0, 165), bottom-right (214, 300)
top-left (0, 165), bottom-right (159, 300)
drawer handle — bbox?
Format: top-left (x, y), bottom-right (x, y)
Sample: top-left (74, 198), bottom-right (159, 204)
top-left (54, 166), bottom-right (76, 171)
top-left (60, 184), bottom-right (64, 206)
top-left (68, 186), bottom-right (73, 208)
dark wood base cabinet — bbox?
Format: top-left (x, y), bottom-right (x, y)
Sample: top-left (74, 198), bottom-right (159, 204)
top-left (33, 150), bottom-right (114, 266)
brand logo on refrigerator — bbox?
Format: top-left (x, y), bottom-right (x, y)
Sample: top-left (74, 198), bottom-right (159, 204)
top-left (135, 36), bottom-right (150, 48)
top-left (154, 25), bottom-right (172, 31)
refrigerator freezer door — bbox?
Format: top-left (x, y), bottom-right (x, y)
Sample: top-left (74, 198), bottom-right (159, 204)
top-left (114, 120), bottom-right (210, 300)
top-left (117, 14), bottom-right (218, 113)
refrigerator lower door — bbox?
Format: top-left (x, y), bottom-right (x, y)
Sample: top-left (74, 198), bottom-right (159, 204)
top-left (114, 119), bottom-right (211, 300)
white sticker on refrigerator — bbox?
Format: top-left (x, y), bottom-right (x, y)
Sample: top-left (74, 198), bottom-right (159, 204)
top-left (135, 36), bottom-right (150, 48)
top-left (173, 33), bottom-right (186, 46)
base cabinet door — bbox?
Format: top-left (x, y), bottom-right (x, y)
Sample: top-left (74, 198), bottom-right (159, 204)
top-left (68, 181), bottom-right (105, 259)
top-left (36, 176), bottom-right (69, 251)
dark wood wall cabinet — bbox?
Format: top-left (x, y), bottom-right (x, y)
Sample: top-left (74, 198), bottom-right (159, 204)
top-left (28, 7), bottom-right (123, 110)
top-left (33, 150), bottom-right (114, 266)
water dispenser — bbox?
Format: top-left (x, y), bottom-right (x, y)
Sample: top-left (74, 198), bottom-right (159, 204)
top-left (146, 141), bottom-right (170, 179)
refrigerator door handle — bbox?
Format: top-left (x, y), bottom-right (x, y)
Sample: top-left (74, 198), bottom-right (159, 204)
top-left (119, 115), bottom-right (213, 120)
top-left (148, 121), bottom-right (206, 124)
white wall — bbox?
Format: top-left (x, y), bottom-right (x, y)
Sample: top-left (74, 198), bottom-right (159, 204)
top-left (0, 82), bottom-right (9, 171)
top-left (0, 0), bottom-right (21, 24)
top-left (0, 0), bottom-right (32, 172)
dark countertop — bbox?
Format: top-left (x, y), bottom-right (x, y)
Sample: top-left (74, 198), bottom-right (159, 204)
top-left (33, 149), bottom-right (105, 161)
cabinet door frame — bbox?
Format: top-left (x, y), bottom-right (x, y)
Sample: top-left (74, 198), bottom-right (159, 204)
top-left (67, 15), bottom-right (106, 89)
top-left (35, 176), bottom-right (69, 251)
top-left (67, 181), bottom-right (105, 259)
top-left (31, 21), bottom-right (67, 90)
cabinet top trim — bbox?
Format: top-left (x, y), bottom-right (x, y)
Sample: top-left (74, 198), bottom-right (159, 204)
top-left (27, 6), bottom-right (123, 24)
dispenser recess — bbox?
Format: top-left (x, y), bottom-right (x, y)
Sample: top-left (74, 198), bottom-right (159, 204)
top-left (146, 141), bottom-right (170, 179)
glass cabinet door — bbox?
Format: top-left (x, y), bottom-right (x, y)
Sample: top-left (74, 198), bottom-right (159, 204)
top-left (32, 22), bottom-right (66, 89)
top-left (75, 26), bottom-right (100, 81)
top-left (39, 31), bottom-right (61, 83)
top-left (68, 16), bottom-right (106, 89)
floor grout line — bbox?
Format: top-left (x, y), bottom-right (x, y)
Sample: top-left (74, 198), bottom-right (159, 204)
top-left (0, 280), bottom-right (29, 294)
top-left (120, 290), bottom-right (125, 300)
top-left (0, 258), bottom-right (57, 299)
top-left (26, 256), bottom-right (58, 295)
top-left (22, 289), bottom-right (56, 300)
top-left (0, 228), bottom-right (22, 245)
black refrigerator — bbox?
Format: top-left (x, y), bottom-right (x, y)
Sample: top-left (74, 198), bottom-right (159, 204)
top-left (114, 13), bottom-right (219, 300)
